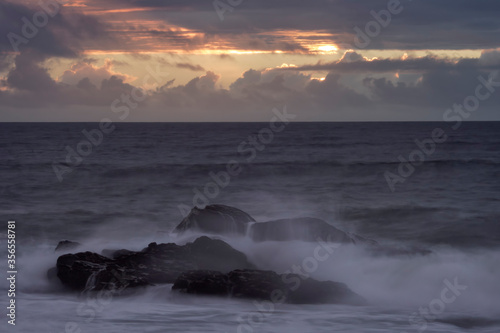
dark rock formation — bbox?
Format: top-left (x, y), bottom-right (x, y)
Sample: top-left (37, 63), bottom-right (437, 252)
top-left (286, 277), bottom-right (363, 304)
top-left (173, 269), bottom-right (365, 305)
top-left (189, 236), bottom-right (254, 272)
top-left (101, 249), bottom-right (135, 259)
top-left (173, 205), bottom-right (377, 245)
top-left (57, 252), bottom-right (150, 291)
top-left (171, 270), bottom-right (229, 296)
top-left (250, 217), bottom-right (354, 243)
top-left (174, 204), bottom-right (255, 235)
top-left (55, 240), bottom-right (81, 253)
top-left (46, 267), bottom-right (59, 285)
top-left (56, 237), bottom-right (255, 291)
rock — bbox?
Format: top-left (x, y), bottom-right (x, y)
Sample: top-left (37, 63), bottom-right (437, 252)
top-left (121, 242), bottom-right (198, 283)
top-left (286, 277), bottom-right (365, 305)
top-left (55, 240), bottom-right (81, 253)
top-left (56, 237), bottom-right (255, 291)
top-left (173, 269), bottom-right (365, 305)
top-left (250, 217), bottom-right (354, 243)
top-left (174, 204), bottom-right (255, 236)
top-left (46, 267), bottom-right (59, 285)
top-left (101, 249), bottom-right (135, 259)
top-left (369, 245), bottom-right (432, 256)
top-left (189, 236), bottom-right (254, 272)
top-left (228, 269), bottom-right (287, 301)
top-left (56, 252), bottom-right (150, 291)
top-left (250, 217), bottom-right (377, 245)
top-left (173, 205), bottom-right (377, 245)
top-left (171, 270), bottom-right (229, 296)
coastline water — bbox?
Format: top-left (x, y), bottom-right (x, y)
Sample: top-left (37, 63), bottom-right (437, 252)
top-left (1, 122), bottom-right (499, 332)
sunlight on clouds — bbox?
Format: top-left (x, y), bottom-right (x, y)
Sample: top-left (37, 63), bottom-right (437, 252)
top-left (315, 45), bottom-right (339, 53)
top-left (277, 63), bottom-right (298, 68)
top-left (57, 59), bottom-right (136, 86)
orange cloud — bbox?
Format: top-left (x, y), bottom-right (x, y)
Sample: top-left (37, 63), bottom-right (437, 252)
top-left (58, 59), bottom-right (135, 87)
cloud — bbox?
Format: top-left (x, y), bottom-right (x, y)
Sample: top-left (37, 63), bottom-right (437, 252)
top-left (58, 59), bottom-right (135, 87)
top-left (175, 62), bottom-right (205, 71)
top-left (0, 1), bottom-right (114, 99)
top-left (143, 67), bottom-right (370, 120)
top-left (106, 0), bottom-right (500, 51)
top-left (219, 54), bottom-right (235, 60)
top-left (6, 51), bottom-right (57, 92)
top-left (0, 1), bottom-right (110, 57)
top-left (3, 0), bottom-right (497, 57)
top-left (282, 52), bottom-right (500, 73)
top-left (363, 68), bottom-right (500, 110)
top-left (1, 52), bottom-right (499, 121)
top-left (479, 49), bottom-right (500, 66)
top-left (1, 0), bottom-right (500, 121)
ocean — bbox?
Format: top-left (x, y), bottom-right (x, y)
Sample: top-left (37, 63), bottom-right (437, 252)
top-left (1, 121), bottom-right (499, 332)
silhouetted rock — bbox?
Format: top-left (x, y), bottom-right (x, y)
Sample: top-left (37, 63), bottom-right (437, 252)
top-left (173, 205), bottom-right (377, 245)
top-left (174, 204), bottom-right (255, 235)
top-left (56, 251), bottom-right (150, 291)
top-left (286, 277), bottom-right (364, 305)
top-left (46, 267), bottom-right (59, 285)
top-left (55, 240), bottom-right (81, 253)
top-left (101, 249), bottom-right (135, 259)
top-left (55, 237), bottom-right (255, 291)
top-left (173, 269), bottom-right (365, 305)
top-left (171, 270), bottom-right (228, 296)
top-left (250, 217), bottom-right (356, 243)
top-left (228, 269), bottom-right (287, 300)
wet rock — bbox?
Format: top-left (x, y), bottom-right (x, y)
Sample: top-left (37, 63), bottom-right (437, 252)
top-left (46, 267), bottom-right (59, 285)
top-left (101, 249), bottom-right (135, 259)
top-left (174, 204), bottom-right (255, 235)
top-left (228, 269), bottom-right (287, 301)
top-left (55, 240), bottom-right (81, 253)
top-left (250, 217), bottom-right (355, 243)
top-left (56, 251), bottom-right (150, 291)
top-left (286, 277), bottom-right (365, 305)
top-left (173, 269), bottom-right (365, 305)
top-left (56, 237), bottom-right (255, 291)
top-left (171, 270), bottom-right (229, 296)
top-left (189, 236), bottom-right (254, 272)
top-left (174, 205), bottom-right (377, 245)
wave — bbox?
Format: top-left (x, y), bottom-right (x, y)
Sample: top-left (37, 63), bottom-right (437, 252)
top-left (9, 232), bottom-right (500, 320)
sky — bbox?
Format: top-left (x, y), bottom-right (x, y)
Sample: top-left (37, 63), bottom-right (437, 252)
top-left (0, 0), bottom-right (499, 121)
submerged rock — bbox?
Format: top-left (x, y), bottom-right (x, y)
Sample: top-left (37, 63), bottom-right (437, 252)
top-left (55, 236), bottom-right (255, 291)
top-left (172, 269), bottom-right (365, 305)
top-left (55, 240), bottom-right (81, 253)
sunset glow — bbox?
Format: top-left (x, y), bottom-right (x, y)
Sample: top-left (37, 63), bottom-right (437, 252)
top-left (0, 0), bottom-right (498, 121)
